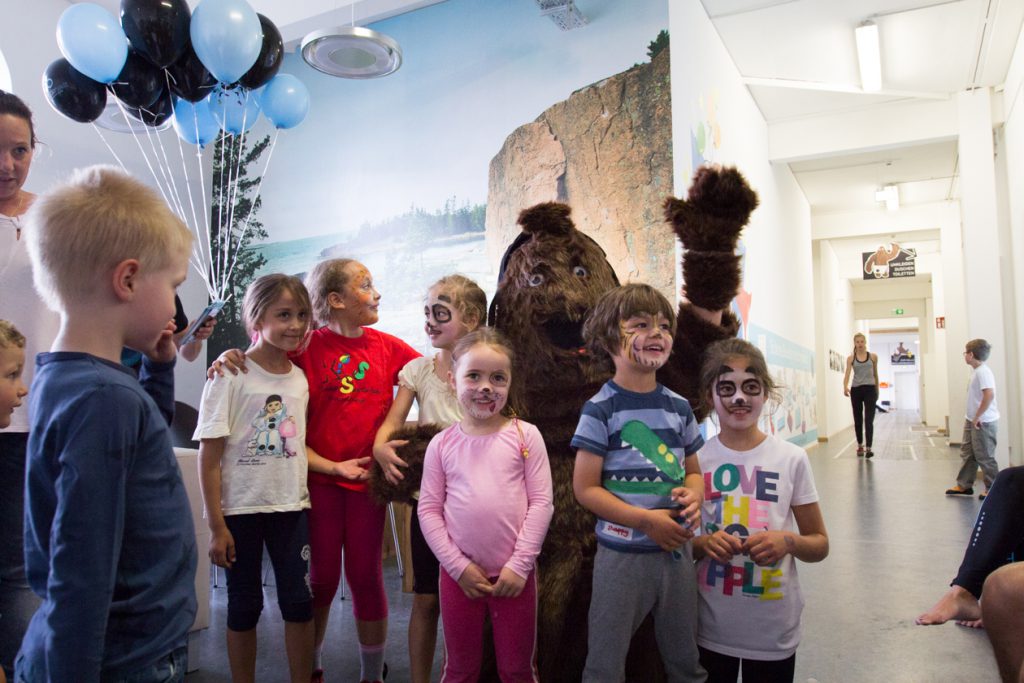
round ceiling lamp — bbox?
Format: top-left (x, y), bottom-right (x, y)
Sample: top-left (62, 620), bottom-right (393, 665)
top-left (300, 26), bottom-right (402, 79)
top-left (94, 99), bottom-right (173, 133)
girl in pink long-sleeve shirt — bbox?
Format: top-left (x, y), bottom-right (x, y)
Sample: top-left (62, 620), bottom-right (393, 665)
top-left (418, 328), bottom-right (553, 683)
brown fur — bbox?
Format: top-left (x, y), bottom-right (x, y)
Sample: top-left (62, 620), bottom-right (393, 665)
top-left (368, 424), bottom-right (442, 505)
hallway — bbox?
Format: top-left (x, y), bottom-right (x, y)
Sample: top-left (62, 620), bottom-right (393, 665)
top-left (186, 409), bottom-right (1001, 681)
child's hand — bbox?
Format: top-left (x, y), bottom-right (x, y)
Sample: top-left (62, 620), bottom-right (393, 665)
top-left (373, 440), bottom-right (410, 485)
top-left (491, 567), bottom-right (527, 598)
top-left (333, 456), bottom-right (372, 481)
top-left (457, 563), bottom-right (494, 599)
top-left (743, 530), bottom-right (792, 566)
top-left (639, 508), bottom-right (689, 551)
top-left (146, 320), bottom-right (178, 364)
top-left (209, 527), bottom-right (236, 569)
top-left (208, 349), bottom-right (246, 379)
top-left (671, 486), bottom-right (702, 530)
top-left (701, 530), bottom-right (744, 563)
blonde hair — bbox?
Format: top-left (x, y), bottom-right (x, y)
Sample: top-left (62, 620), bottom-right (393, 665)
top-left (242, 273), bottom-right (312, 336)
top-left (451, 327), bottom-right (515, 369)
top-left (583, 283), bottom-right (677, 360)
top-left (0, 320), bottom-right (26, 350)
top-left (305, 258), bottom-right (358, 327)
top-left (852, 332), bottom-right (868, 356)
top-left (966, 338), bottom-right (991, 361)
top-left (430, 274), bottom-right (487, 329)
top-left (25, 165), bottom-right (192, 312)
top-left (698, 338), bottom-right (782, 416)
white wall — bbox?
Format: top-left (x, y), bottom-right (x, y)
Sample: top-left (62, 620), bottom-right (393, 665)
top-left (0, 0), bottom-right (211, 407)
top-left (669, 2), bottom-right (817, 432)
top-left (813, 240), bottom-right (854, 439)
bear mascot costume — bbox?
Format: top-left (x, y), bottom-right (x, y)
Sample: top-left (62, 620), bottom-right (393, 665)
top-left (372, 164), bottom-right (759, 681)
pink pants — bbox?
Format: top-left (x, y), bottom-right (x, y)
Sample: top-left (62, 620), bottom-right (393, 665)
top-left (439, 569), bottom-right (539, 683)
top-left (308, 483), bottom-right (387, 621)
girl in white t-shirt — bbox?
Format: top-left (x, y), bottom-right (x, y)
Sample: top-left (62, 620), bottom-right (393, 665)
top-left (692, 338), bottom-right (829, 683)
top-left (372, 274), bottom-right (487, 683)
top-left (195, 274), bottom-right (368, 682)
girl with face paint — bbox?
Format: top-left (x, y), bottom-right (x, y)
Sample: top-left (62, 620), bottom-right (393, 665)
top-left (371, 274), bottom-right (486, 683)
top-left (418, 328), bottom-right (554, 683)
top-left (692, 338), bottom-right (829, 683)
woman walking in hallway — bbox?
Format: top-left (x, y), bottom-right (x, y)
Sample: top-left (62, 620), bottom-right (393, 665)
top-left (843, 333), bottom-right (879, 458)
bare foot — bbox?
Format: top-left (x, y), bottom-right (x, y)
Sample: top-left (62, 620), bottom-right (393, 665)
top-left (916, 586), bottom-right (981, 625)
top-left (955, 617), bottom-right (984, 629)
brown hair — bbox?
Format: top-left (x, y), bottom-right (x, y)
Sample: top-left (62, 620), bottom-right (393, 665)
top-left (583, 283), bottom-right (677, 360)
top-left (0, 90), bottom-right (36, 148)
top-left (431, 274), bottom-right (487, 329)
top-left (0, 320), bottom-right (26, 350)
top-left (305, 258), bottom-right (357, 327)
top-left (966, 338), bottom-right (991, 361)
top-left (698, 338), bottom-right (782, 416)
top-left (451, 327), bottom-right (515, 370)
top-left (242, 273), bottom-right (312, 338)
top-left (852, 332), bottom-right (867, 357)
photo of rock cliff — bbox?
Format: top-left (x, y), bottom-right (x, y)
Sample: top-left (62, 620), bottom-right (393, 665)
top-left (486, 37), bottom-right (674, 295)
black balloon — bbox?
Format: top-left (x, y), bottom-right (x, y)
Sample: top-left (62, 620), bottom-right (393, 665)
top-left (239, 14), bottom-right (284, 89)
top-left (42, 58), bottom-right (107, 124)
top-left (109, 49), bottom-right (164, 109)
top-left (125, 89), bottom-right (173, 126)
top-left (166, 40), bottom-right (217, 103)
top-left (121, 0), bottom-right (190, 69)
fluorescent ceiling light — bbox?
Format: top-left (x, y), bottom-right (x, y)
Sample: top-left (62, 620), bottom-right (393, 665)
top-left (875, 184), bottom-right (899, 211)
top-left (855, 21), bottom-right (881, 92)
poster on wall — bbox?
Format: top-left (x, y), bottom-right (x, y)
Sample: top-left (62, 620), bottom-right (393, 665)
top-left (890, 341), bottom-right (916, 365)
top-left (862, 243), bottom-right (917, 280)
top-left (748, 324), bottom-right (818, 447)
top-left (210, 0), bottom-right (675, 359)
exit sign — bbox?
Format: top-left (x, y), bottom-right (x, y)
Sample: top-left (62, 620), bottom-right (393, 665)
top-left (893, 308), bottom-right (904, 315)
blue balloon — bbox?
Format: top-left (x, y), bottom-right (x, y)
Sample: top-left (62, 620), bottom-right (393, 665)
top-left (190, 0), bottom-right (262, 84)
top-left (173, 96), bottom-right (221, 146)
top-left (260, 74), bottom-right (309, 130)
top-left (56, 3), bottom-right (128, 84)
top-left (209, 85), bottom-right (261, 135)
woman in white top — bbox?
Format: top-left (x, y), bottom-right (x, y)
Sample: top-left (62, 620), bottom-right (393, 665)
top-left (843, 332), bottom-right (880, 458)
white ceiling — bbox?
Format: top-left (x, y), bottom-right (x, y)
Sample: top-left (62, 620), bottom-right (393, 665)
top-left (703, 0), bottom-right (1024, 232)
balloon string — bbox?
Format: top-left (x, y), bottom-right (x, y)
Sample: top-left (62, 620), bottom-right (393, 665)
top-left (223, 129), bottom-right (279, 292)
top-left (218, 133), bottom-right (236, 300)
top-left (134, 106), bottom-right (184, 223)
top-left (196, 133), bottom-right (215, 296)
top-left (221, 92), bottom-right (251, 299)
top-left (90, 123), bottom-right (128, 172)
top-left (178, 104), bottom-right (215, 294)
top-left (112, 97), bottom-right (173, 210)
top-left (170, 107), bottom-right (215, 299)
top-left (150, 117), bottom-right (189, 230)
top-left (215, 130), bottom-right (227, 296)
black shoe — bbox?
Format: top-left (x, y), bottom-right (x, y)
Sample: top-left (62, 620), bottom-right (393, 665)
top-left (864, 449), bottom-right (874, 459)
top-left (945, 485), bottom-right (974, 495)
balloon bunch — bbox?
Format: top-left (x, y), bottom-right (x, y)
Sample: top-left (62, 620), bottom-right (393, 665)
top-left (41, 0), bottom-right (311, 300)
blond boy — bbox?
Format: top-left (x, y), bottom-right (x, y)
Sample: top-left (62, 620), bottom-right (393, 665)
top-left (16, 167), bottom-right (197, 682)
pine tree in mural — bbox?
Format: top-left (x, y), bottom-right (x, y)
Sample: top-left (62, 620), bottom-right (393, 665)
top-left (207, 132), bottom-right (270, 360)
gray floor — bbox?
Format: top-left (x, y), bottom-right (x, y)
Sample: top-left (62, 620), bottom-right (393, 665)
top-left (185, 409), bottom-right (1001, 682)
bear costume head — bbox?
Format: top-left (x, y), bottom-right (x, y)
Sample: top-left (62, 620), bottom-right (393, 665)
top-left (488, 202), bottom-right (619, 418)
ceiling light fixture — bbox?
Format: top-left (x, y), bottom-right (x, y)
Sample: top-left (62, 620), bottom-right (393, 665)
top-left (875, 184), bottom-right (899, 211)
top-left (301, 25), bottom-right (402, 79)
top-left (855, 20), bottom-right (882, 92)
top-left (536, 0), bottom-right (588, 31)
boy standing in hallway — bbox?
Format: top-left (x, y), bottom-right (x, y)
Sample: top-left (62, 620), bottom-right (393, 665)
top-left (946, 338), bottom-right (999, 500)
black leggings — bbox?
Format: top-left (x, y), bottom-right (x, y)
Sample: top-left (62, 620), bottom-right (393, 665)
top-left (953, 466), bottom-right (1024, 598)
top-left (699, 646), bottom-right (796, 683)
top-left (850, 385), bottom-right (878, 447)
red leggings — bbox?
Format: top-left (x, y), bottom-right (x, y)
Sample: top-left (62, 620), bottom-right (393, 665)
top-left (308, 483), bottom-right (387, 621)
top-left (439, 569), bottom-right (539, 683)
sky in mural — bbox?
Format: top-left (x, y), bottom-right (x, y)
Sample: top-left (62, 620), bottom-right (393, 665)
top-left (254, 0), bottom-right (669, 243)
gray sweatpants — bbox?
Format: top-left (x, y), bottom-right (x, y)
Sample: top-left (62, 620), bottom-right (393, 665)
top-left (957, 419), bottom-right (999, 490)
top-left (582, 545), bottom-right (706, 683)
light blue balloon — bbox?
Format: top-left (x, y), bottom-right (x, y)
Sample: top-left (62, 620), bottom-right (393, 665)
top-left (209, 86), bottom-right (261, 135)
top-left (260, 74), bottom-right (310, 130)
top-left (190, 0), bottom-right (262, 84)
top-left (173, 96), bottom-right (221, 146)
top-left (56, 3), bottom-right (128, 84)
